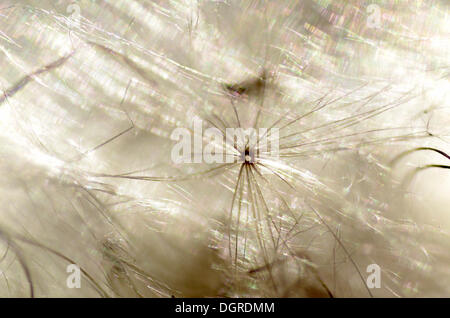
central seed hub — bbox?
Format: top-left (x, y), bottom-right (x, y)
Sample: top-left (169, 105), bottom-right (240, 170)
top-left (242, 147), bottom-right (255, 163)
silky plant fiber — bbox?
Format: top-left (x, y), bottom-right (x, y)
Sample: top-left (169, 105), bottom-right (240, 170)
top-left (0, 0), bottom-right (449, 297)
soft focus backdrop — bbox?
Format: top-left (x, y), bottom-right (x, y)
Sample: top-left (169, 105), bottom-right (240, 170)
top-left (0, 0), bottom-right (449, 297)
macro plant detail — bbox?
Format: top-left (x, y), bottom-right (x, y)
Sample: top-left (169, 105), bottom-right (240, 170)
top-left (0, 0), bottom-right (448, 298)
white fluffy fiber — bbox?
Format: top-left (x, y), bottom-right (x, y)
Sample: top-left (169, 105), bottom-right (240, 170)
top-left (0, 0), bottom-right (449, 297)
